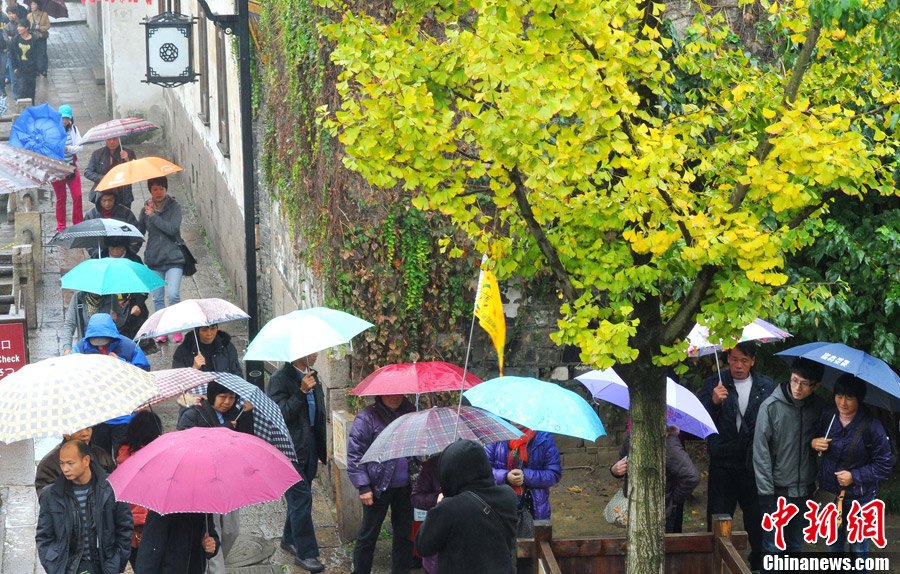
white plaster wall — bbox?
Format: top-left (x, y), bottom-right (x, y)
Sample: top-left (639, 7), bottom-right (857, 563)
top-left (99, 3), bottom-right (165, 123)
top-left (160, 0), bottom-right (245, 210)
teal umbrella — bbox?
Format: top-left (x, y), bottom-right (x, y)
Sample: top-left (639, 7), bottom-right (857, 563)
top-left (61, 258), bottom-right (166, 295)
top-left (463, 376), bottom-right (606, 441)
top-left (244, 307), bottom-right (373, 363)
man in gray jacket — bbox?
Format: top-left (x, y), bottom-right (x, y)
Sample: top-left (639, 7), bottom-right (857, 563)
top-left (753, 357), bottom-right (826, 553)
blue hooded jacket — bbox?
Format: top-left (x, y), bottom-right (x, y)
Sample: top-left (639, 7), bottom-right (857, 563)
top-left (73, 313), bottom-right (151, 370)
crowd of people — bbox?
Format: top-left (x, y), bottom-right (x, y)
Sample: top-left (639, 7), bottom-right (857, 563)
top-left (1, 0), bottom-right (50, 102)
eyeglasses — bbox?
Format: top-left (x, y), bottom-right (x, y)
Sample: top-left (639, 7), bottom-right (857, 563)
top-left (790, 376), bottom-right (816, 389)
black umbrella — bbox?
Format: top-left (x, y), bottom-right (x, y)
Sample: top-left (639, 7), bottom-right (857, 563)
top-left (49, 218), bottom-right (144, 253)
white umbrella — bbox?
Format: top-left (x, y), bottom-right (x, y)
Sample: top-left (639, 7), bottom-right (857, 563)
top-left (0, 354), bottom-right (154, 444)
top-left (686, 318), bottom-right (791, 386)
top-left (243, 307), bottom-right (373, 363)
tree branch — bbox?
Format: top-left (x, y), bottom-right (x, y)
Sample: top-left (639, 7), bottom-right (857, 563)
top-left (661, 264), bottom-right (717, 345)
top-left (787, 189), bottom-right (839, 229)
top-left (507, 168), bottom-right (578, 302)
top-left (730, 23), bottom-right (822, 210)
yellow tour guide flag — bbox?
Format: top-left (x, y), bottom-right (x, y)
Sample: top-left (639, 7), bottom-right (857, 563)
top-left (474, 260), bottom-right (506, 375)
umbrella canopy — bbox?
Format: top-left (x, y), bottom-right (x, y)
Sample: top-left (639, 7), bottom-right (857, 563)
top-left (576, 368), bottom-right (718, 439)
top-left (187, 372), bottom-right (298, 463)
top-left (0, 354), bottom-right (155, 444)
top-left (49, 218), bottom-right (144, 250)
top-left (687, 318), bottom-right (791, 358)
top-left (108, 427), bottom-right (300, 514)
top-left (61, 257), bottom-right (166, 295)
top-left (9, 103), bottom-right (67, 160)
top-left (42, 0), bottom-right (68, 18)
top-left (360, 406), bottom-right (522, 463)
top-left (243, 307), bottom-right (374, 363)
top-left (81, 117), bottom-right (158, 144)
top-left (145, 369), bottom-right (217, 407)
top-left (776, 342), bottom-right (900, 411)
top-left (134, 298), bottom-right (249, 340)
top-left (350, 362), bottom-right (482, 396)
top-left (0, 143), bottom-right (75, 194)
top-left (96, 156), bottom-right (183, 192)
top-left (463, 376), bottom-right (606, 442)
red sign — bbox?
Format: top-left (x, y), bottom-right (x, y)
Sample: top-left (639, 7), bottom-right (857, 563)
top-left (0, 320), bottom-right (28, 380)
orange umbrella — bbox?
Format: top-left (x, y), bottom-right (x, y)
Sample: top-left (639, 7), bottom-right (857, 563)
top-left (96, 156), bottom-right (183, 192)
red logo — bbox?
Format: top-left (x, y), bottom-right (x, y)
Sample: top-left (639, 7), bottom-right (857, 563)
top-left (761, 497), bottom-right (800, 551)
top-left (802, 500), bottom-right (841, 545)
top-left (847, 499), bottom-right (887, 548)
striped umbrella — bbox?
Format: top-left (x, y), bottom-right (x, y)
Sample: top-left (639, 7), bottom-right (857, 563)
top-left (145, 369), bottom-right (217, 407)
top-left (81, 117), bottom-right (159, 144)
top-left (190, 372), bottom-right (298, 464)
top-left (49, 218), bottom-right (144, 250)
top-left (360, 406), bottom-right (522, 463)
top-left (0, 143), bottom-right (75, 195)
top-left (0, 354), bottom-right (155, 444)
top-left (134, 298), bottom-right (250, 341)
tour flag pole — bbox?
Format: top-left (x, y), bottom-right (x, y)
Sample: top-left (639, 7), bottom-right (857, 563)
top-left (455, 255), bottom-right (506, 439)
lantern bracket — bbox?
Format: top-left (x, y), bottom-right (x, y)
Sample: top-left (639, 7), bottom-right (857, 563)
top-left (195, 0), bottom-right (238, 34)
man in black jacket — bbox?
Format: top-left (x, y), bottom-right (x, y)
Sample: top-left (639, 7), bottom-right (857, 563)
top-left (416, 439), bottom-right (518, 574)
top-left (83, 138), bottom-right (137, 209)
top-left (697, 342), bottom-right (774, 571)
top-left (36, 440), bottom-right (132, 574)
top-left (267, 352), bottom-right (327, 573)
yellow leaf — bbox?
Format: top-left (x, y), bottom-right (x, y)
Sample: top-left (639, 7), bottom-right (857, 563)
top-left (762, 108), bottom-right (776, 119)
top-left (768, 2), bottom-right (779, 14)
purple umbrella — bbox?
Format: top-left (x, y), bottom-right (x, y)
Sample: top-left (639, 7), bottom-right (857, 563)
top-left (576, 368), bottom-right (718, 439)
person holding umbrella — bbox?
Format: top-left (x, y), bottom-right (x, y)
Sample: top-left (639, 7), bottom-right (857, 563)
top-left (267, 353), bottom-right (328, 573)
top-left (347, 393), bottom-right (417, 574)
top-left (697, 342), bottom-right (774, 570)
top-left (83, 189), bottom-right (141, 255)
top-left (137, 175), bottom-right (186, 342)
top-left (135, 512), bottom-right (219, 574)
top-left (172, 323), bottom-right (243, 377)
top-left (62, 288), bottom-right (116, 353)
top-left (104, 238), bottom-right (150, 342)
top-left (50, 104), bottom-right (84, 231)
top-left (84, 138), bottom-right (137, 209)
top-left (176, 381), bottom-right (253, 574)
top-left (811, 374), bottom-right (893, 560)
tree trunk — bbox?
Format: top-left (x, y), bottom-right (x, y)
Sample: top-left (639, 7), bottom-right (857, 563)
top-left (620, 292), bottom-right (667, 574)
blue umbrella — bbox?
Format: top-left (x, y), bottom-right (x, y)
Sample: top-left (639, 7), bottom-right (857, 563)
top-left (243, 307), bottom-right (373, 362)
top-left (61, 258), bottom-right (166, 295)
top-left (9, 104), bottom-right (67, 160)
top-left (776, 342), bottom-right (900, 411)
top-left (463, 376), bottom-right (606, 441)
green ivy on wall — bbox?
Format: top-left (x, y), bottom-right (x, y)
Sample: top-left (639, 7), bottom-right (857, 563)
top-left (258, 0), bottom-right (478, 380)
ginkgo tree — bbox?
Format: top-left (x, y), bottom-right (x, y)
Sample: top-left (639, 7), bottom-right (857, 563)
top-left (316, 0), bottom-right (900, 571)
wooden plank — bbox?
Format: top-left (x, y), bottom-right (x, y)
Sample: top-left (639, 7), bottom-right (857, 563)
top-left (538, 541), bottom-right (563, 574)
top-left (718, 539), bottom-right (752, 574)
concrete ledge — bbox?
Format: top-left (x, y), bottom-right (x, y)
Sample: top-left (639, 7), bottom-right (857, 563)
top-left (91, 66), bottom-right (105, 86)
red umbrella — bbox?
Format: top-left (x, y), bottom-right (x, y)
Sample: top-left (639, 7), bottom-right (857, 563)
top-left (349, 361), bottom-right (482, 396)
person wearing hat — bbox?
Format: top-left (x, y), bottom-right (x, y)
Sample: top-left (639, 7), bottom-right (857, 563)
top-left (84, 137), bottom-right (137, 209)
top-left (52, 104), bottom-right (84, 231)
top-left (177, 381), bottom-right (253, 574)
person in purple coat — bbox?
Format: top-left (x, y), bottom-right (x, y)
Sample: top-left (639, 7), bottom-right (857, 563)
top-left (346, 394), bottom-right (417, 574)
top-left (811, 375), bottom-right (894, 561)
top-left (484, 429), bottom-right (562, 531)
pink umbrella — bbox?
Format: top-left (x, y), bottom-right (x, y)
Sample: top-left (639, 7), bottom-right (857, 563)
top-left (144, 368), bottom-right (217, 407)
top-left (349, 361), bottom-right (483, 396)
top-left (81, 117), bottom-right (159, 144)
top-left (107, 427), bottom-right (300, 514)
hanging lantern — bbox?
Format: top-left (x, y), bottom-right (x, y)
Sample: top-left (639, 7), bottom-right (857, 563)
top-left (142, 12), bottom-right (196, 88)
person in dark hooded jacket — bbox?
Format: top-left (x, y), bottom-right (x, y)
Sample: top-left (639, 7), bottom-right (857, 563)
top-left (416, 439), bottom-right (518, 574)
top-left (135, 511), bottom-right (218, 574)
top-left (83, 189), bottom-right (142, 258)
top-left (172, 323), bottom-right (243, 377)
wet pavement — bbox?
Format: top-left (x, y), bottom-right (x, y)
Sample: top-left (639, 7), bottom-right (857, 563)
top-left (0, 16), bottom-right (354, 574)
